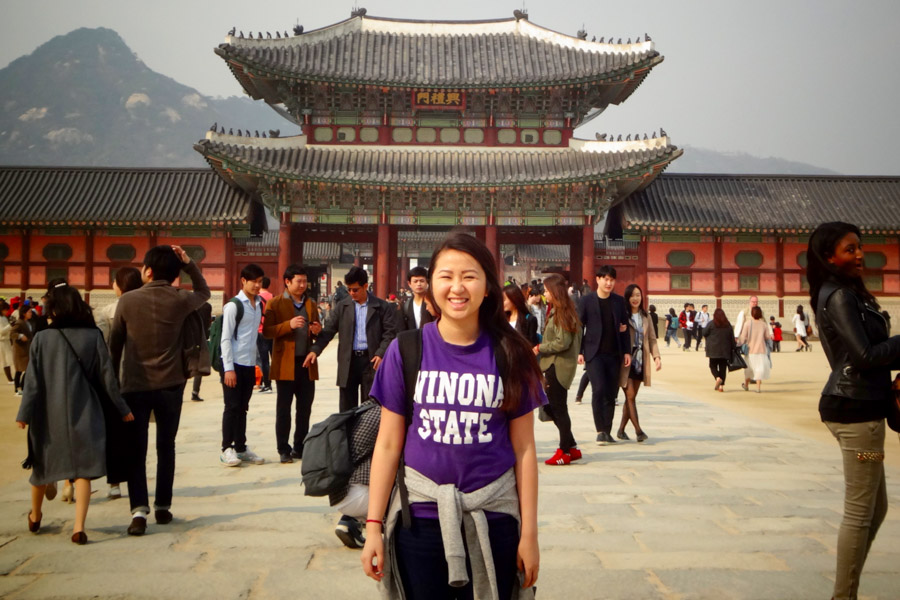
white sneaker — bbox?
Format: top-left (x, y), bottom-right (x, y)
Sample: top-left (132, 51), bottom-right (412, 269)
top-left (15, 390), bottom-right (22, 396)
top-left (108, 484), bottom-right (122, 499)
top-left (220, 447), bottom-right (241, 467)
top-left (236, 447), bottom-right (265, 465)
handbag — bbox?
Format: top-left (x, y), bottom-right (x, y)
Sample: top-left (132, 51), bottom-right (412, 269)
top-left (888, 374), bottom-right (900, 434)
top-left (727, 347), bottom-right (747, 372)
top-left (538, 405), bottom-right (553, 422)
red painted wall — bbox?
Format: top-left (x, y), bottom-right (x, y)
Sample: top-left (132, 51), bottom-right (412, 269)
top-left (721, 243), bottom-right (775, 269)
top-left (30, 235), bottom-right (87, 263)
top-left (647, 243), bottom-right (714, 269)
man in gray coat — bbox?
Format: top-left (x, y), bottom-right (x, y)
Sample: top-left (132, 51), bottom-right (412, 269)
top-left (304, 266), bottom-right (397, 412)
top-left (110, 245), bottom-right (210, 536)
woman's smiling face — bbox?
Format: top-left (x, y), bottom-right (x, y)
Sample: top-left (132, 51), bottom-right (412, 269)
top-left (828, 231), bottom-right (864, 278)
top-left (431, 249), bottom-right (487, 324)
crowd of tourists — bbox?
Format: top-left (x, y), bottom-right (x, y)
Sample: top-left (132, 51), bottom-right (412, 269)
top-left (8, 221), bottom-right (898, 600)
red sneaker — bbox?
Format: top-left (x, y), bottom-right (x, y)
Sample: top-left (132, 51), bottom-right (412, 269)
top-left (544, 448), bottom-right (571, 466)
top-left (567, 447), bottom-right (582, 461)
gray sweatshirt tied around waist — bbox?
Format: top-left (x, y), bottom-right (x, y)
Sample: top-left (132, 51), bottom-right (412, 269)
top-left (380, 466), bottom-right (534, 600)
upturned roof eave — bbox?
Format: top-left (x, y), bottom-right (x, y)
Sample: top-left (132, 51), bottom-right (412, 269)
top-left (218, 47), bottom-right (662, 93)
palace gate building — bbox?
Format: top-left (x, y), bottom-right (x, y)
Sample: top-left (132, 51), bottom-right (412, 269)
top-left (194, 11), bottom-right (682, 298)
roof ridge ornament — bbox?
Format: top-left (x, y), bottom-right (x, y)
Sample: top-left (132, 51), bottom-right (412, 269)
top-left (513, 9), bottom-right (528, 21)
top-left (351, 7), bottom-right (367, 18)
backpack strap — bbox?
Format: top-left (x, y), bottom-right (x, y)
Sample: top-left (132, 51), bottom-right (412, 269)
top-left (394, 328), bottom-right (423, 529)
top-left (229, 297), bottom-right (244, 338)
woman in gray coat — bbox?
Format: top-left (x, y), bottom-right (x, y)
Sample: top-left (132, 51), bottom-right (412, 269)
top-left (16, 283), bottom-right (133, 545)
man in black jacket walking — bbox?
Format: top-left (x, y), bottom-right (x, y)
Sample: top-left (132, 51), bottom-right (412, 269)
top-left (577, 266), bottom-right (631, 445)
top-left (304, 266), bottom-right (398, 412)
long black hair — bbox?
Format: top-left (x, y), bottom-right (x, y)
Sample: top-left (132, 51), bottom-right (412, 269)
top-left (427, 232), bottom-right (543, 414)
top-left (807, 221), bottom-right (879, 316)
top-left (46, 283), bottom-right (96, 328)
top-left (623, 283), bottom-right (647, 317)
top-left (502, 284), bottom-right (531, 321)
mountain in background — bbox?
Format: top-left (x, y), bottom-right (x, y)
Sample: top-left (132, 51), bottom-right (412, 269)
top-left (0, 27), bottom-right (837, 174)
top-left (667, 146), bottom-right (838, 175)
top-left (0, 27), bottom-right (296, 168)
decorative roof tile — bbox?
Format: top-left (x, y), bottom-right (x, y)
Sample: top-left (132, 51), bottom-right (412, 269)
top-left (216, 15), bottom-right (661, 89)
top-left (0, 167), bottom-right (252, 226)
top-left (195, 133), bottom-right (680, 188)
top-left (621, 174), bottom-right (900, 233)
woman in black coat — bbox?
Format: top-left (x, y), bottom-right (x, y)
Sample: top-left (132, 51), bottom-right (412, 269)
top-left (808, 222), bottom-right (900, 600)
top-left (503, 284), bottom-right (539, 345)
top-left (703, 308), bottom-right (736, 392)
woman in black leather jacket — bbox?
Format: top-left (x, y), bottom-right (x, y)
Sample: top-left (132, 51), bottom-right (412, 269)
top-left (808, 222), bottom-right (900, 600)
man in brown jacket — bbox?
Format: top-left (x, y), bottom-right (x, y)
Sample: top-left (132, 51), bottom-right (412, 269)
top-left (110, 245), bottom-right (210, 536)
top-left (262, 265), bottom-right (322, 464)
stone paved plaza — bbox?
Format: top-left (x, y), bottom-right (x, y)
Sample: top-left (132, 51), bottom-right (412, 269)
top-left (1, 346), bottom-right (898, 599)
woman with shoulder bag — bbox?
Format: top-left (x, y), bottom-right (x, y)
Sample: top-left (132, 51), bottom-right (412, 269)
top-left (704, 308), bottom-right (736, 392)
top-left (10, 304), bottom-right (35, 396)
top-left (792, 305), bottom-right (812, 352)
top-left (737, 306), bottom-right (772, 393)
top-left (808, 221), bottom-right (900, 600)
top-left (16, 283), bottom-right (133, 545)
top-left (534, 274), bottom-right (583, 465)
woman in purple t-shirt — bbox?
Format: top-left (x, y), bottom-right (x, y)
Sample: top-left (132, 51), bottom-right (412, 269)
top-left (361, 233), bottom-right (546, 599)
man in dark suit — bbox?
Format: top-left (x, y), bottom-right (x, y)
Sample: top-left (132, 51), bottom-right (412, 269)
top-left (577, 265), bottom-right (631, 445)
top-left (397, 266), bottom-right (435, 332)
top-left (304, 266), bottom-right (398, 412)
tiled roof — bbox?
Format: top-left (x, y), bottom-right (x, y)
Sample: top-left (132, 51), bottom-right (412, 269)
top-left (516, 244), bottom-right (570, 262)
top-left (195, 134), bottom-right (680, 188)
top-left (621, 174), bottom-right (900, 233)
top-left (216, 15), bottom-right (661, 89)
top-left (0, 167), bottom-right (252, 226)
top-left (304, 242), bottom-right (341, 260)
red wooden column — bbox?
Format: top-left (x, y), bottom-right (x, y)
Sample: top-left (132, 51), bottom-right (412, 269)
top-left (277, 215), bottom-right (291, 296)
top-left (224, 233), bottom-right (235, 300)
top-left (375, 223), bottom-right (390, 299)
top-left (85, 231), bottom-right (94, 303)
top-left (388, 226), bottom-right (399, 297)
top-left (775, 235), bottom-right (785, 317)
top-left (581, 223), bottom-right (594, 290)
top-left (485, 224), bottom-right (500, 279)
top-left (21, 230), bottom-right (30, 297)
top-left (714, 235), bottom-right (723, 309)
top-left (637, 234), bottom-right (649, 293)
top-left (568, 226), bottom-right (583, 287)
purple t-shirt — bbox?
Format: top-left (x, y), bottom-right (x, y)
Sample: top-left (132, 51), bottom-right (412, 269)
top-left (369, 322), bottom-right (547, 518)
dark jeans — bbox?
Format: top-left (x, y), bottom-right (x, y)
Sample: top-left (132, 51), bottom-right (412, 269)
top-left (395, 515), bottom-right (520, 600)
top-left (191, 373), bottom-right (203, 399)
top-left (14, 370), bottom-right (23, 392)
top-left (693, 328), bottom-right (703, 350)
top-left (257, 336), bottom-right (272, 387)
top-left (585, 353), bottom-right (621, 434)
top-left (709, 358), bottom-right (728, 385)
top-left (222, 364), bottom-right (255, 452)
top-left (544, 365), bottom-right (576, 451)
top-left (683, 329), bottom-right (693, 348)
top-left (275, 357), bottom-right (316, 455)
top-left (124, 384), bottom-right (185, 513)
top-left (340, 353), bottom-right (375, 412)
top-left (575, 371), bottom-right (590, 399)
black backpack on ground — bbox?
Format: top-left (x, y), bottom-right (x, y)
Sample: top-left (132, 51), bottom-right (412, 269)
top-left (301, 330), bottom-right (423, 513)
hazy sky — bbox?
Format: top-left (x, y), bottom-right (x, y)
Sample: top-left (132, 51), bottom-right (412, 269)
top-left (3, 0), bottom-right (899, 175)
